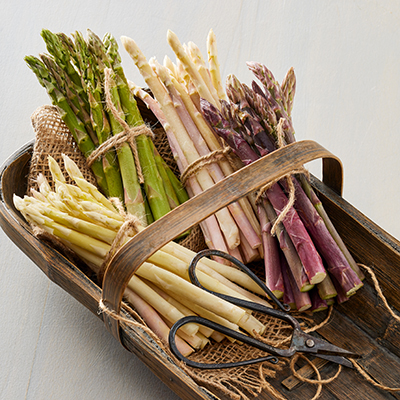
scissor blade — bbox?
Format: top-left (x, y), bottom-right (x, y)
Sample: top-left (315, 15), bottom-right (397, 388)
top-left (315, 353), bottom-right (355, 369)
top-left (313, 339), bottom-right (361, 360)
top-left (294, 332), bottom-right (361, 363)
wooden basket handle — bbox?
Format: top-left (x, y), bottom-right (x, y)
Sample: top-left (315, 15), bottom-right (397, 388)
top-left (101, 140), bottom-right (343, 343)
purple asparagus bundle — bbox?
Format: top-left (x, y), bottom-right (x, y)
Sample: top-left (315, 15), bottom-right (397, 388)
top-left (201, 61), bottom-right (364, 309)
top-left (202, 98), bottom-right (328, 288)
top-left (245, 62), bottom-right (364, 280)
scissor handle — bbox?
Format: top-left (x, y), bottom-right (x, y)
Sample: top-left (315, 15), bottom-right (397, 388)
top-left (168, 315), bottom-right (289, 369)
top-left (170, 249), bottom-right (359, 369)
top-left (167, 248), bottom-right (303, 368)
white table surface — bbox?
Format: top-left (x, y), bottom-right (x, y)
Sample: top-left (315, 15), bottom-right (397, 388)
top-left (1, 1), bottom-right (399, 399)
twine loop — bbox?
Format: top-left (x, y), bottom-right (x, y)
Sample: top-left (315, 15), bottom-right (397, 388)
top-left (100, 198), bottom-right (143, 275)
top-left (180, 146), bottom-right (233, 185)
top-left (255, 118), bottom-right (308, 236)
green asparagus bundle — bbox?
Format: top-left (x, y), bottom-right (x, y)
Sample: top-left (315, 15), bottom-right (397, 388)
top-left (15, 155), bottom-right (272, 352)
top-left (25, 29), bottom-right (188, 226)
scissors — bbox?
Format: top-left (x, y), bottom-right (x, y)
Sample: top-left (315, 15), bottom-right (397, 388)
top-left (168, 249), bottom-right (360, 369)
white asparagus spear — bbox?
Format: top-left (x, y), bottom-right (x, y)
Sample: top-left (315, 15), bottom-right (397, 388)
top-left (206, 29), bottom-right (227, 101)
top-left (124, 287), bottom-right (194, 356)
top-left (186, 41), bottom-right (221, 106)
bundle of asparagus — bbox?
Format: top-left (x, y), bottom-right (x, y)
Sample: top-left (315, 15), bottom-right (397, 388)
top-left (120, 29), bottom-right (364, 312)
top-left (14, 155), bottom-right (272, 355)
top-left (200, 65), bottom-right (365, 312)
top-left (25, 29), bottom-right (188, 226)
top-left (121, 31), bottom-right (263, 265)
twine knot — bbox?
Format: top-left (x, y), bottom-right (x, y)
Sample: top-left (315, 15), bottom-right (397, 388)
top-left (86, 68), bottom-right (153, 184)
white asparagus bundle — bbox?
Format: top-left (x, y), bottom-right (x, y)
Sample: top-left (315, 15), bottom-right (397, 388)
top-left (121, 32), bottom-right (262, 263)
top-left (14, 155), bottom-right (272, 354)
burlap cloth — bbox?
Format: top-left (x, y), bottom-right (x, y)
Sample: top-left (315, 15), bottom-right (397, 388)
top-left (26, 105), bottom-right (400, 400)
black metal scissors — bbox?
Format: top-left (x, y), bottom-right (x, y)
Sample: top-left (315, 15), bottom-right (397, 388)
top-left (168, 249), bottom-right (360, 369)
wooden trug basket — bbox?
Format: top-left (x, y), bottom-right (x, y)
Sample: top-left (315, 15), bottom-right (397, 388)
top-left (1, 104), bottom-right (400, 399)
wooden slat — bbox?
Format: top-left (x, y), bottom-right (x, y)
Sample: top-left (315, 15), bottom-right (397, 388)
top-left (334, 284), bottom-right (400, 359)
top-left (311, 306), bottom-right (400, 399)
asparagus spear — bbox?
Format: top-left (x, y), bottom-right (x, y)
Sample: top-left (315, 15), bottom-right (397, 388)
top-left (280, 67), bottom-right (296, 116)
top-left (186, 40), bottom-right (221, 105)
top-left (124, 287), bottom-right (194, 357)
top-left (149, 140), bottom-right (179, 209)
top-left (258, 203), bottom-right (284, 299)
top-left (309, 289), bottom-right (329, 313)
top-left (206, 28), bottom-right (227, 101)
top-left (281, 253), bottom-right (311, 312)
top-left (86, 82), bottom-right (124, 199)
top-left (166, 30), bottom-right (219, 109)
